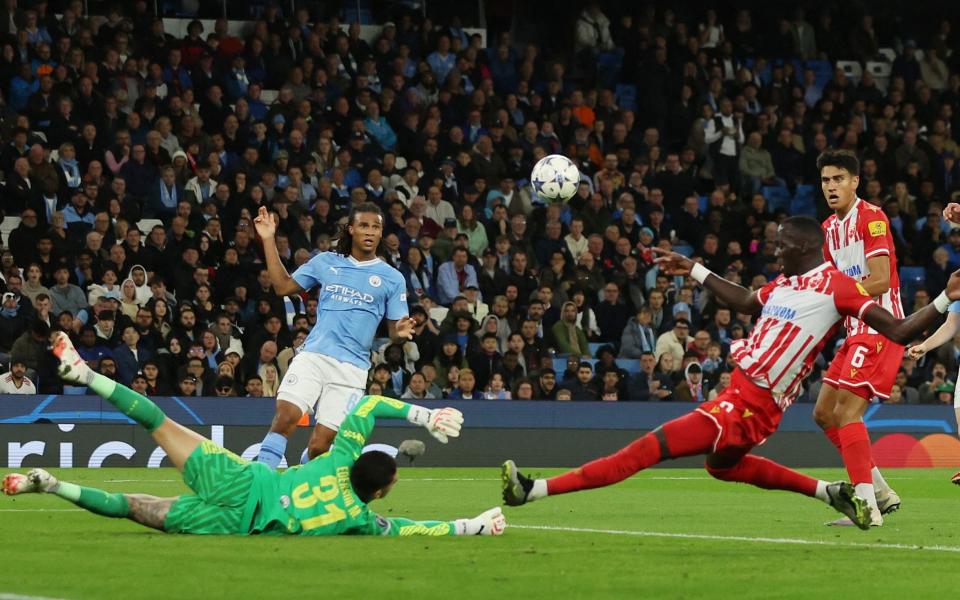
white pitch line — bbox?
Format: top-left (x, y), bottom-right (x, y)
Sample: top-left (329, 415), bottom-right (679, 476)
top-left (0, 593), bottom-right (70, 600)
top-left (510, 524), bottom-right (960, 554)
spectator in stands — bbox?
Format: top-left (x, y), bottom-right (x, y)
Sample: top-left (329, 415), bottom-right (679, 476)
top-left (48, 266), bottom-right (86, 317)
top-left (399, 372), bottom-right (434, 400)
top-left (655, 317), bottom-right (691, 366)
top-left (708, 371), bottom-right (732, 401)
top-left (437, 247), bottom-right (478, 306)
top-left (551, 301), bottom-right (590, 357)
top-left (739, 132), bottom-right (779, 195)
top-left (674, 362), bottom-right (706, 402)
top-left (244, 374), bottom-right (264, 398)
top-left (618, 304), bottom-right (655, 358)
top-left (0, 292), bottom-right (28, 357)
top-left (561, 361), bottom-right (599, 402)
top-left (703, 97), bottom-right (744, 192)
top-left (0, 357), bottom-right (36, 394)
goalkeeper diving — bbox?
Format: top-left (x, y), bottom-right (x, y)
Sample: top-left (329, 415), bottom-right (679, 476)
top-left (2, 333), bottom-right (506, 537)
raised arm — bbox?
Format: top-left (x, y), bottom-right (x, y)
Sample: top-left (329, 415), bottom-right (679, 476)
top-left (652, 249), bottom-right (762, 316)
top-left (253, 206), bottom-right (305, 297)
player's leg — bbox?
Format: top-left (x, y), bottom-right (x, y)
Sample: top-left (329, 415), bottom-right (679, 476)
top-left (303, 424), bottom-right (337, 462)
top-left (302, 385), bottom-right (364, 462)
top-left (953, 406), bottom-right (960, 485)
top-left (257, 399), bottom-right (304, 467)
top-left (2, 468), bottom-right (175, 531)
top-left (703, 452), bottom-right (872, 529)
top-left (832, 384), bottom-right (881, 521)
top-left (502, 410), bottom-right (719, 505)
top-left (257, 353), bottom-right (321, 467)
top-left (820, 341), bottom-right (900, 513)
top-left (53, 332), bottom-right (205, 471)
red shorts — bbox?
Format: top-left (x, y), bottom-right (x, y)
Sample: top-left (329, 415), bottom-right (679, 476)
top-left (822, 334), bottom-right (904, 400)
top-left (695, 369), bottom-right (783, 456)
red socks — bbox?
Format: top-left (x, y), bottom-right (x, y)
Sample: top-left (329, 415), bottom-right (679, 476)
top-left (826, 425), bottom-right (876, 470)
top-left (824, 426), bottom-right (842, 452)
top-left (707, 455), bottom-right (818, 497)
top-left (838, 422), bottom-right (873, 486)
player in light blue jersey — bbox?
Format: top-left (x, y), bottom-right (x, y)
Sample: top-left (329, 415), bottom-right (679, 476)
top-left (906, 299), bottom-right (960, 483)
top-left (253, 202), bottom-right (415, 468)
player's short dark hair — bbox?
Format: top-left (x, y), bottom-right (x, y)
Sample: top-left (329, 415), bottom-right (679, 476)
top-left (816, 149), bottom-right (860, 176)
top-left (350, 450), bottom-right (397, 503)
top-left (782, 216), bottom-right (826, 246)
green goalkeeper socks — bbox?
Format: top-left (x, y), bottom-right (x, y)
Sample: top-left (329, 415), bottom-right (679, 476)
top-left (54, 482), bottom-right (130, 518)
top-left (89, 373), bottom-right (166, 433)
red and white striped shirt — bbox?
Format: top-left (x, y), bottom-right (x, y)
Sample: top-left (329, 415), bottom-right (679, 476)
top-left (729, 263), bottom-right (876, 410)
top-left (822, 198), bottom-right (903, 337)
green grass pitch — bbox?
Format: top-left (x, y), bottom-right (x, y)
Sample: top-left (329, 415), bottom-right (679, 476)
top-left (4, 467), bottom-right (960, 599)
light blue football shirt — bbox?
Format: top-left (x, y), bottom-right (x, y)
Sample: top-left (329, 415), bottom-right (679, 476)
top-left (292, 252), bottom-right (408, 370)
top-left (951, 301), bottom-right (960, 313)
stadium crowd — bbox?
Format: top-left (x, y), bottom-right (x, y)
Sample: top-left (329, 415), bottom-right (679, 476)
top-left (0, 0), bottom-right (958, 403)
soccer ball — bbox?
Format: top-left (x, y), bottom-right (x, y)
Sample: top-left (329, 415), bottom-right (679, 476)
top-left (531, 154), bottom-right (580, 202)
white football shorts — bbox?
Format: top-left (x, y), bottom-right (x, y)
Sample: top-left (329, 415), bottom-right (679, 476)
top-left (276, 351), bottom-right (368, 430)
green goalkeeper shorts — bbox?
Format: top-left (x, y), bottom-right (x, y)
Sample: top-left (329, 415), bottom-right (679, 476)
top-left (164, 441), bottom-right (266, 535)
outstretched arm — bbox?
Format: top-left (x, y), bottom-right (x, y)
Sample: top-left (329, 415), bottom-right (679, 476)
top-left (332, 395), bottom-right (464, 462)
top-left (360, 507), bottom-right (506, 537)
top-left (860, 272), bottom-right (960, 345)
top-left (907, 311), bottom-right (960, 359)
top-left (861, 303), bottom-right (947, 346)
top-left (254, 206), bottom-right (305, 296)
top-left (652, 249), bottom-right (762, 316)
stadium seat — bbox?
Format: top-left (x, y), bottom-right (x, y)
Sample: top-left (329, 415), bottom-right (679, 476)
top-left (899, 266), bottom-right (925, 300)
top-left (260, 89), bottom-right (279, 105)
top-left (789, 195), bottom-right (817, 218)
top-left (614, 84), bottom-right (637, 112)
top-left (762, 185), bottom-right (792, 213)
top-left (596, 52), bottom-right (623, 89)
top-left (341, 0), bottom-right (373, 25)
top-left (615, 359), bottom-right (641, 374)
top-left (806, 59), bottom-right (833, 84)
top-left (136, 218), bottom-right (163, 233)
top-left (866, 61), bottom-right (892, 91)
top-left (673, 243), bottom-right (694, 257)
top-left (836, 60), bottom-right (863, 85)
top-left (588, 342), bottom-right (605, 356)
top-left (698, 195), bottom-right (708, 213)
top-left (0, 216), bottom-right (21, 246)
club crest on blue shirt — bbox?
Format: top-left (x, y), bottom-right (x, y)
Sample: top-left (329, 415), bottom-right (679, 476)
top-left (368, 275), bottom-right (382, 287)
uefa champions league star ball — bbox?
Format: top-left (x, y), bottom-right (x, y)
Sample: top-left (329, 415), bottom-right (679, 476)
top-left (530, 154), bottom-right (581, 201)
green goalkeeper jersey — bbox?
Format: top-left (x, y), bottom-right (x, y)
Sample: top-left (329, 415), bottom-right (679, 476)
top-left (248, 396), bottom-right (457, 536)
